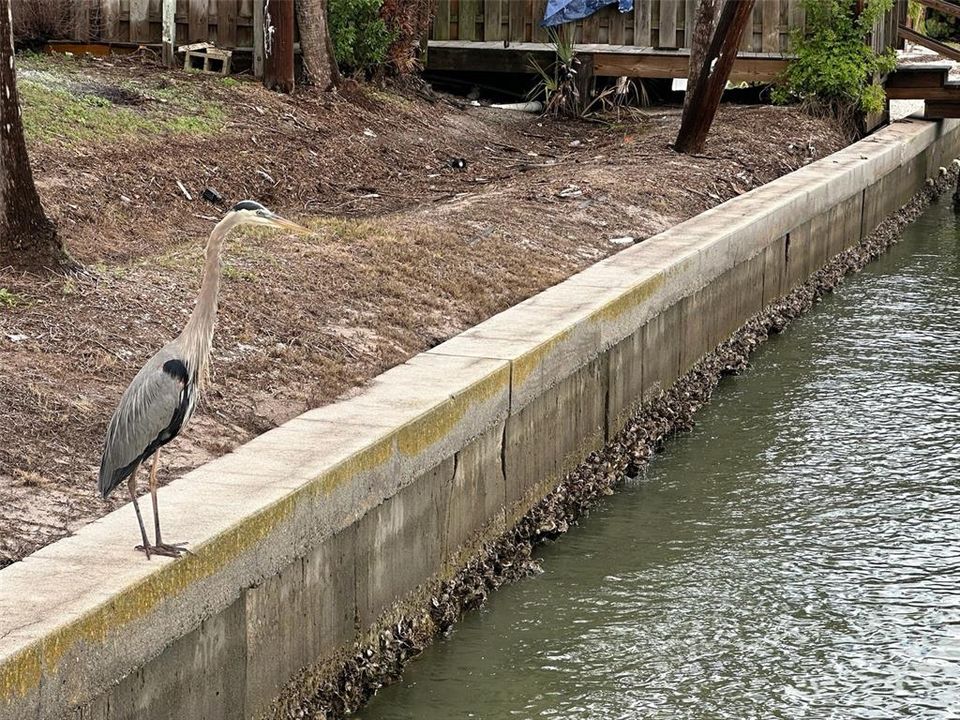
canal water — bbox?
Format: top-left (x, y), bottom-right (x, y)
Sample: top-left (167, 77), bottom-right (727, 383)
top-left (360, 198), bottom-right (960, 720)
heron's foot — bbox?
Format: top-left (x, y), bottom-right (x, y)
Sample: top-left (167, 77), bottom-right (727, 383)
top-left (136, 541), bottom-right (190, 559)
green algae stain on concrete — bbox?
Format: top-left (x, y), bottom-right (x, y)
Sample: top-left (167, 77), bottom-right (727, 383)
top-left (511, 329), bottom-right (573, 392)
top-left (307, 436), bottom-right (394, 497)
top-left (0, 643), bottom-right (41, 705)
top-left (0, 436), bottom-right (398, 706)
top-left (592, 272), bottom-right (666, 326)
top-left (396, 366), bottom-right (509, 457)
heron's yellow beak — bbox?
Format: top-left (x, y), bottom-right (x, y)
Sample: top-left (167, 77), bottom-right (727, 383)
top-left (270, 214), bottom-right (312, 235)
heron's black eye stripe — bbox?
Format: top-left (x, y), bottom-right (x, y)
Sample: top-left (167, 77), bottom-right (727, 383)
top-left (162, 359), bottom-right (189, 385)
top-left (231, 200), bottom-right (266, 212)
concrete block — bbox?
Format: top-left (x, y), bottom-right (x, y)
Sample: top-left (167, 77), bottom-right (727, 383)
top-left (808, 205), bottom-right (832, 273)
top-left (641, 303), bottom-right (681, 400)
top-left (346, 353), bottom-right (510, 477)
top-left (607, 325), bottom-right (643, 437)
top-left (827, 190), bottom-right (864, 256)
top-left (503, 357), bottom-right (606, 519)
top-left (0, 639), bottom-right (40, 720)
top-left (861, 173), bottom-right (887, 238)
top-left (427, 290), bottom-right (605, 413)
top-left (736, 251), bottom-right (766, 323)
top-left (244, 529), bottom-right (355, 719)
top-left (761, 237), bottom-right (787, 306)
top-left (355, 458), bottom-right (453, 628)
top-left (784, 220), bottom-right (812, 291)
top-left (88, 597), bottom-right (246, 720)
top-left (299, 528), bottom-right (356, 660)
top-left (440, 424), bottom-right (506, 564)
top-left (679, 285), bottom-right (717, 373)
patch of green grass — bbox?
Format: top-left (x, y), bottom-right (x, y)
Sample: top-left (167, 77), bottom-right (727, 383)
top-left (0, 288), bottom-right (22, 307)
top-left (19, 80), bottom-right (227, 143)
top-left (365, 88), bottom-right (414, 111)
top-left (219, 76), bottom-right (242, 89)
top-left (222, 263), bottom-right (256, 282)
top-left (18, 55), bottom-right (227, 145)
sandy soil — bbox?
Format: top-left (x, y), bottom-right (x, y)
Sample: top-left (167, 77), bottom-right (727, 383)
top-left (0, 52), bottom-right (848, 567)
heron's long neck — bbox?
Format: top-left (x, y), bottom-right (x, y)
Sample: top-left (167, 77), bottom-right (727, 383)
top-left (180, 215), bottom-right (236, 387)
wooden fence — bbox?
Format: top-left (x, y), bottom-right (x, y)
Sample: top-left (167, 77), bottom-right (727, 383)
top-left (69, 0), bottom-right (902, 61)
top-left (78, 0), bottom-right (263, 49)
top-left (429, 0), bottom-right (901, 56)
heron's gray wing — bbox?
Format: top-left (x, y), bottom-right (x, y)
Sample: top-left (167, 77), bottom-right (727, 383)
top-left (98, 351), bottom-right (191, 498)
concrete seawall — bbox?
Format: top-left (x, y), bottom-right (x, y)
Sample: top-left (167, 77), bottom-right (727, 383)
top-left (3, 117), bottom-right (959, 720)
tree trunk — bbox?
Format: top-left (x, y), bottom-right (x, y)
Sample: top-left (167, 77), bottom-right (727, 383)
top-left (683, 0), bottom-right (720, 116)
top-left (674, 0), bottom-right (755, 155)
top-left (0, 0), bottom-right (72, 271)
top-left (264, 0), bottom-right (296, 93)
top-left (296, 0), bottom-right (341, 89)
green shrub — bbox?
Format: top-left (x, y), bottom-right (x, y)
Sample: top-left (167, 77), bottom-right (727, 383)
top-left (924, 11), bottom-right (959, 40)
top-left (907, 0), bottom-right (926, 35)
top-left (773, 0), bottom-right (896, 121)
top-left (329, 0), bottom-right (395, 73)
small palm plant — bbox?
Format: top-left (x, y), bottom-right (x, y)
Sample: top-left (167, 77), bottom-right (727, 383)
top-left (528, 26), bottom-right (583, 117)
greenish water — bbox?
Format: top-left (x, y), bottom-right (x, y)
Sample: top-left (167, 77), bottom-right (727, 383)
top-left (361, 199), bottom-right (960, 720)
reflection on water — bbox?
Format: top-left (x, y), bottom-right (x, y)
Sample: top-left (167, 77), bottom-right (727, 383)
top-left (360, 199), bottom-right (960, 720)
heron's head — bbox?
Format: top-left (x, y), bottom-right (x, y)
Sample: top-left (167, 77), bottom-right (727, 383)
top-left (227, 200), bottom-right (311, 235)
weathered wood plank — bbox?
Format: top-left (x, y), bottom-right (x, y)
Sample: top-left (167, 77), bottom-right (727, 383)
top-left (886, 84), bottom-right (960, 100)
top-left (426, 41), bottom-right (789, 81)
top-left (74, 1), bottom-right (91, 41)
top-left (458, 0), bottom-right (477, 39)
top-left (761, 0), bottom-right (779, 52)
top-left (484, 0), bottom-right (503, 40)
top-left (924, 99), bottom-right (960, 118)
top-left (532, 0), bottom-right (549, 41)
top-left (162, 0), bottom-right (175, 64)
top-left (188, 0), bottom-right (208, 42)
top-left (434, 0), bottom-right (451, 40)
top-left (593, 48), bottom-right (786, 80)
top-left (658, 0), bottom-right (678, 47)
top-left (219, 0), bottom-right (238, 46)
top-left (102, 0), bottom-right (122, 40)
top-left (253, 0), bottom-right (264, 76)
top-left (129, 0), bottom-right (151, 41)
top-left (683, 0), bottom-right (694, 47)
top-left (609, 5), bottom-right (626, 44)
top-left (634, 0), bottom-right (652, 45)
top-left (787, 0), bottom-right (804, 52)
top-left (508, 0), bottom-right (525, 43)
top-left (739, 1), bottom-right (760, 51)
top-left (581, 7), bottom-right (601, 42)
top-left (427, 42), bottom-right (556, 71)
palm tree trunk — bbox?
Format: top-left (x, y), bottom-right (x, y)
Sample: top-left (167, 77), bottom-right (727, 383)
top-left (296, 0), bottom-right (341, 89)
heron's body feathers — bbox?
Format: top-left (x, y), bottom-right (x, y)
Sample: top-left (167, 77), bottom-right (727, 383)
top-left (98, 342), bottom-right (196, 498)
top-left (96, 203), bottom-right (310, 530)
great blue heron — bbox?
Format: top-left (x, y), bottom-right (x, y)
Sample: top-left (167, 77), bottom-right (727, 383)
top-left (98, 200), bottom-right (310, 559)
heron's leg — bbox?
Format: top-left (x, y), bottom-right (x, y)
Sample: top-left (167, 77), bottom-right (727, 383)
top-left (146, 448), bottom-right (190, 558)
top-left (149, 448), bottom-right (162, 543)
top-left (128, 467), bottom-right (152, 560)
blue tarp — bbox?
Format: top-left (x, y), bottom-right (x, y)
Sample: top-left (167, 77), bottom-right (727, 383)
top-left (541, 0), bottom-right (633, 28)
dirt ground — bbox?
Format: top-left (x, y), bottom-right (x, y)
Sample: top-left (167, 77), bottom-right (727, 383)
top-left (0, 52), bottom-right (848, 567)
